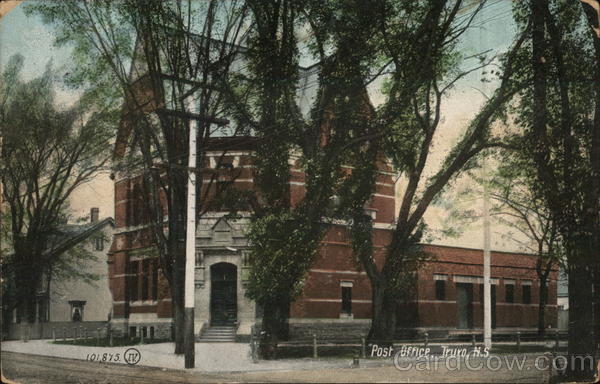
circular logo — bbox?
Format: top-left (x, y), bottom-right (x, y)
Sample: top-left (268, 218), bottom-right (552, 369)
top-left (124, 348), bottom-right (141, 365)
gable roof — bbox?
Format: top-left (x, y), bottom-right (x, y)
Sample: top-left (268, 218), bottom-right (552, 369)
top-left (43, 217), bottom-right (115, 258)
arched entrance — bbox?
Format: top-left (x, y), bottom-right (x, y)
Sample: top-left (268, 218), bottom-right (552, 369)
top-left (210, 263), bottom-right (237, 326)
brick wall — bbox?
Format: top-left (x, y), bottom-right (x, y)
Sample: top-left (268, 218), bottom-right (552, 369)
top-left (110, 137), bottom-right (556, 333)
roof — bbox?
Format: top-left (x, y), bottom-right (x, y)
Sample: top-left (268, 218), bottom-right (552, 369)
top-left (421, 243), bottom-right (560, 272)
top-left (44, 217), bottom-right (114, 258)
top-left (112, 32), bottom-right (321, 162)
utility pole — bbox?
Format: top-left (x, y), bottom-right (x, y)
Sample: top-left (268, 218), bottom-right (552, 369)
top-left (159, 81), bottom-right (226, 370)
top-left (482, 156), bottom-right (492, 350)
top-left (184, 95), bottom-right (198, 369)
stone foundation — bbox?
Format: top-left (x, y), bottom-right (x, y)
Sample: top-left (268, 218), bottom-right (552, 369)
top-left (110, 320), bottom-right (174, 340)
top-left (288, 320), bottom-right (371, 340)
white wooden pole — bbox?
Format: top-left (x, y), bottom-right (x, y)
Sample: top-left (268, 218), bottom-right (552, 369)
top-left (483, 156), bottom-right (492, 350)
top-left (184, 95), bottom-right (197, 368)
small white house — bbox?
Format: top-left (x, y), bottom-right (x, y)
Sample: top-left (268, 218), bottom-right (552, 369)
top-left (9, 209), bottom-right (114, 339)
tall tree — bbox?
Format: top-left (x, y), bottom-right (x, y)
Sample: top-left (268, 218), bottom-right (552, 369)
top-left (488, 166), bottom-right (562, 336)
top-left (228, 0), bottom-right (386, 356)
top-left (332, 0), bottom-right (528, 341)
top-left (442, 158), bottom-right (563, 336)
top-left (0, 55), bottom-right (112, 328)
top-left (517, 0), bottom-right (600, 377)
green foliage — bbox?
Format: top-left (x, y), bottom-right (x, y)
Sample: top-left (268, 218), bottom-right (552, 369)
top-left (245, 211), bottom-right (323, 304)
top-left (1, 54), bottom-right (113, 322)
top-left (25, 0), bottom-right (134, 113)
top-left (237, 1), bottom-right (387, 334)
top-left (509, 0), bottom-right (598, 255)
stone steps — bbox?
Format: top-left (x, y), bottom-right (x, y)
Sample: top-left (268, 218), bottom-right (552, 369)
top-left (198, 326), bottom-right (236, 342)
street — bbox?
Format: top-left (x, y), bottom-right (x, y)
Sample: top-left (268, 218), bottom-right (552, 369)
top-left (2, 351), bottom-right (553, 383)
top-left (1, 352), bottom-right (231, 384)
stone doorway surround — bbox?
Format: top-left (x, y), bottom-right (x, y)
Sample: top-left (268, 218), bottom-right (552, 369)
top-left (195, 213), bottom-right (255, 340)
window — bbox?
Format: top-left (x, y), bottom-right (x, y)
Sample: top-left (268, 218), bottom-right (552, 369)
top-left (435, 280), bottom-right (446, 300)
top-left (152, 259), bottom-right (158, 301)
top-left (216, 161), bottom-right (234, 191)
top-left (505, 284), bottom-right (515, 303)
top-left (90, 207), bottom-right (99, 223)
top-left (72, 308), bottom-right (82, 321)
top-left (522, 285), bottom-right (531, 304)
top-left (142, 259), bottom-right (149, 300)
top-left (94, 237), bottom-right (104, 251)
top-left (341, 282), bottom-right (353, 316)
top-left (130, 184), bottom-right (150, 226)
top-left (433, 274), bottom-right (447, 300)
top-left (129, 261), bottom-right (139, 301)
top-left (68, 300), bottom-right (86, 322)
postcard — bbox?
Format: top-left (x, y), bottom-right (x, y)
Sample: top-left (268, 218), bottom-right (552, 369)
top-left (1, 1), bottom-right (599, 383)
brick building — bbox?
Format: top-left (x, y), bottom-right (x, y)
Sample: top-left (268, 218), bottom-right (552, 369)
top-left (405, 245), bottom-right (558, 333)
top-left (108, 135), bottom-right (397, 340)
top-left (108, 46), bottom-right (556, 340)
top-left (108, 134), bottom-right (557, 341)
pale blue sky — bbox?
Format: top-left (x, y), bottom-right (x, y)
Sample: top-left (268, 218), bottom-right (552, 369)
top-left (0, 1), bottom-right (80, 106)
top-left (1, 0), bottom-right (517, 105)
top-left (1, 1), bottom-right (109, 220)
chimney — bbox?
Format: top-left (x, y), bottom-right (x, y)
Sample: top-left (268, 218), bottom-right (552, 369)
top-left (90, 207), bottom-right (99, 223)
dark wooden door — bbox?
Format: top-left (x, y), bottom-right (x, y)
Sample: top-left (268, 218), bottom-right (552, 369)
top-left (210, 263), bottom-right (237, 326)
top-left (456, 283), bottom-right (473, 329)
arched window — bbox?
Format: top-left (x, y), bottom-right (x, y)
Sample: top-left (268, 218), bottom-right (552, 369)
top-left (130, 183), bottom-right (150, 226)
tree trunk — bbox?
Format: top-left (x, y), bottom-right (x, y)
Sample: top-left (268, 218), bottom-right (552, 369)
top-left (1, 280), bottom-right (15, 337)
top-left (537, 277), bottom-right (548, 336)
top-left (171, 261), bottom-right (185, 354)
top-left (590, 31), bottom-right (600, 360)
top-left (168, 172), bottom-right (188, 355)
top-left (15, 263), bottom-right (40, 324)
top-left (169, 238), bottom-right (186, 354)
top-left (566, 258), bottom-right (595, 380)
top-left (593, 264), bottom-right (600, 355)
top-left (258, 299), bottom-right (290, 359)
top-left (173, 297), bottom-right (185, 354)
top-left (368, 280), bottom-right (397, 344)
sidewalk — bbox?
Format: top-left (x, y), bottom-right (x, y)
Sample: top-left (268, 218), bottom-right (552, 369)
top-left (1, 340), bottom-right (372, 373)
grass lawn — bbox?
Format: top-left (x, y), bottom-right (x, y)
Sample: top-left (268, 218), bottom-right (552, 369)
top-left (53, 337), bottom-right (171, 347)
